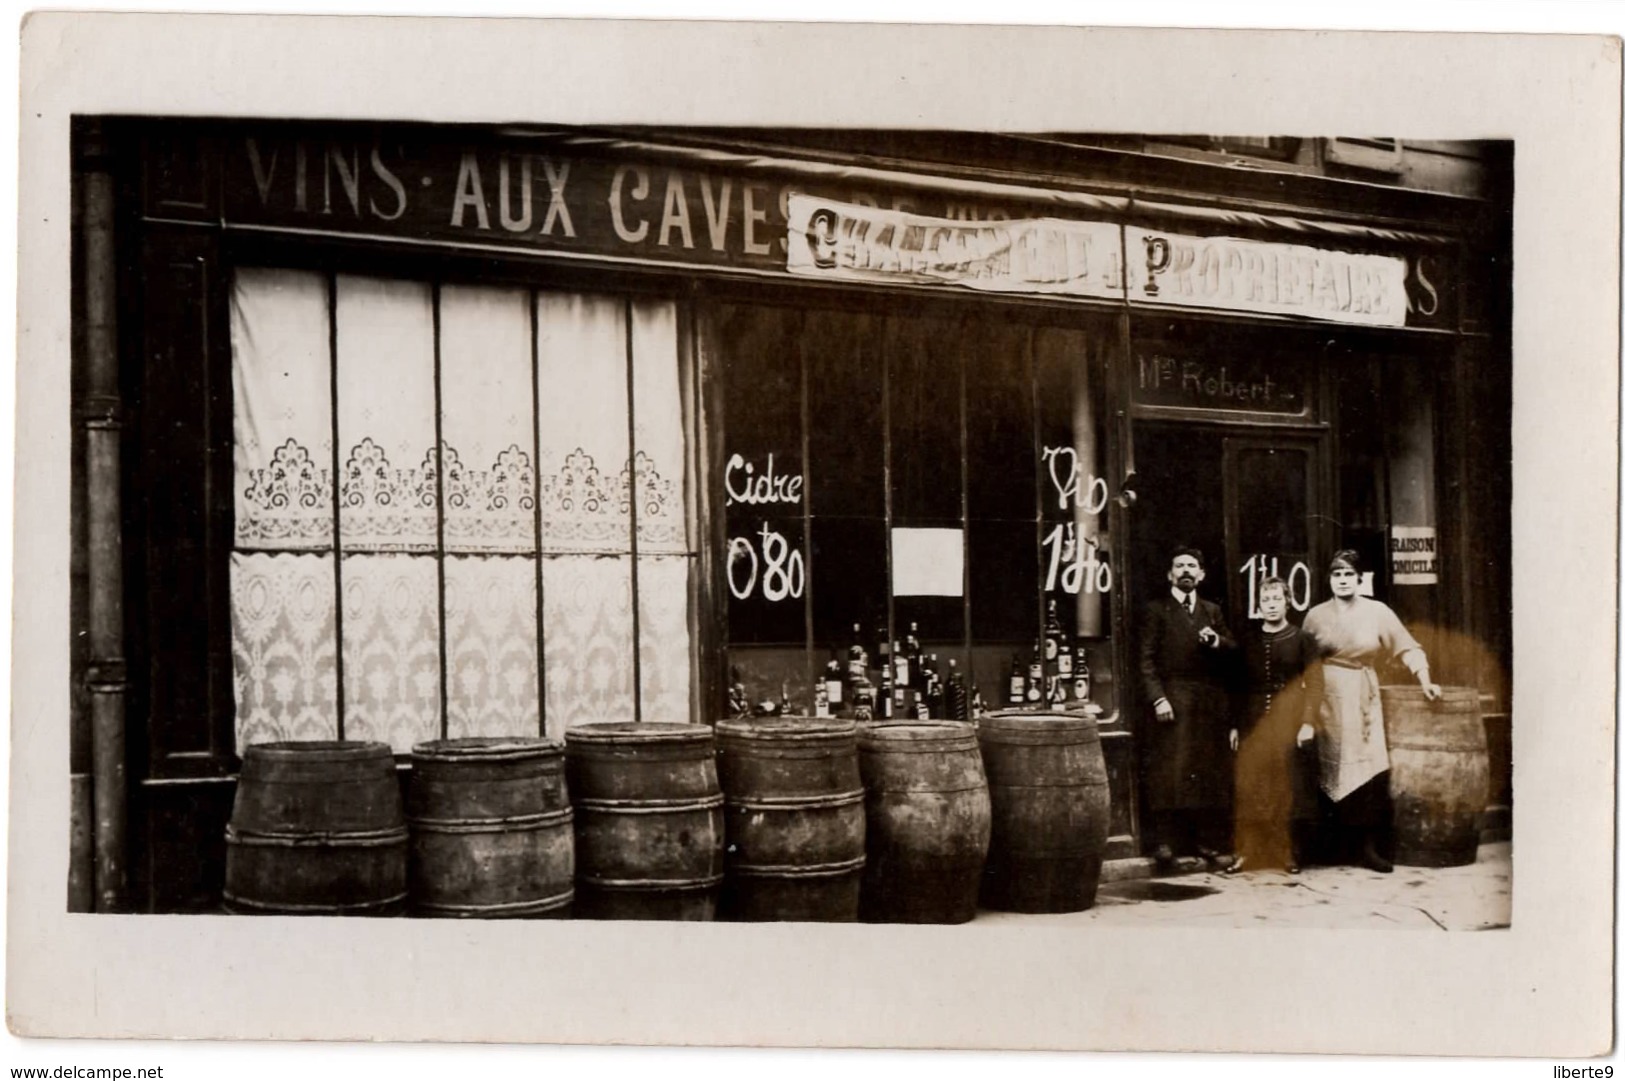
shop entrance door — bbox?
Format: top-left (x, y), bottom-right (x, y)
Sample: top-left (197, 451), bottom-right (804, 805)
top-left (1132, 425), bottom-right (1326, 644)
top-left (1128, 423), bottom-right (1326, 849)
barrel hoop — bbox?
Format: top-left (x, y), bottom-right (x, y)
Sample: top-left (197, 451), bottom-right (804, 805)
top-left (728, 855), bottom-right (867, 878)
top-left (564, 724), bottom-right (715, 747)
top-left (226, 825), bottom-right (409, 848)
top-left (574, 793), bottom-right (725, 814)
top-left (979, 728), bottom-right (1098, 742)
top-left (411, 741), bottom-right (562, 764)
top-left (408, 807), bottom-right (574, 834)
top-left (858, 742), bottom-right (979, 755)
top-left (1388, 737), bottom-right (1487, 753)
top-left (716, 720), bottom-right (857, 741)
top-left (863, 781), bottom-right (988, 795)
top-left (222, 890), bottom-right (407, 914)
top-left (726, 789), bottom-right (865, 812)
top-left (579, 873), bottom-right (725, 891)
top-left (986, 779), bottom-right (1109, 790)
top-left (413, 889), bottom-right (575, 918)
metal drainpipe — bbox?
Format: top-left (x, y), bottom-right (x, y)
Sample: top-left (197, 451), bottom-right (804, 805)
top-left (79, 119), bottom-right (129, 912)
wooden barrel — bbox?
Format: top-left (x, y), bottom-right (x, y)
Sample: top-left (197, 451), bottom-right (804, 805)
top-left (224, 741), bottom-right (407, 916)
top-left (977, 711), bottom-right (1111, 913)
top-left (715, 717), bottom-right (865, 922)
top-left (857, 721), bottom-right (991, 924)
top-left (1383, 685), bottom-right (1491, 867)
top-left (564, 722), bottom-right (725, 920)
top-left (406, 738), bottom-right (574, 918)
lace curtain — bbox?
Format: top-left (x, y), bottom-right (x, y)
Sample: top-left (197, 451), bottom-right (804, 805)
top-left (230, 268), bottom-right (692, 752)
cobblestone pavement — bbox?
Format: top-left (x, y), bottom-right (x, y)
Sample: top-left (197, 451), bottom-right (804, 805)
top-left (974, 842), bottom-right (1511, 930)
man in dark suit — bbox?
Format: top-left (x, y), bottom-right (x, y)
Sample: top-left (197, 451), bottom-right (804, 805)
top-left (1138, 546), bottom-right (1239, 871)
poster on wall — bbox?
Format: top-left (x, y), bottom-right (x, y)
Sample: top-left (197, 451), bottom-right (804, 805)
top-left (1391, 525), bottom-right (1439, 584)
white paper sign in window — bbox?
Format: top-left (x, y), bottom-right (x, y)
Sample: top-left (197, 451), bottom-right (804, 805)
top-left (890, 527), bottom-right (964, 597)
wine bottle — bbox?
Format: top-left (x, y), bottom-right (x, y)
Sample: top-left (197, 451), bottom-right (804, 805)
top-left (847, 623), bottom-right (867, 682)
top-left (1044, 598), bottom-right (1062, 662)
top-left (945, 658), bottom-right (968, 721)
top-left (923, 652), bottom-right (943, 717)
top-left (1073, 643), bottom-right (1091, 703)
top-left (1008, 652), bottom-right (1026, 706)
top-left (893, 639), bottom-right (909, 690)
top-left (1026, 644), bottom-right (1044, 703)
top-left (813, 679), bottom-right (830, 718)
top-left (879, 669), bottom-right (894, 720)
top-left (824, 653), bottom-right (845, 709)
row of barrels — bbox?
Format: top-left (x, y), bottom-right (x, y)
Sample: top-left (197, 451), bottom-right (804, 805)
top-left (222, 713), bottom-right (1112, 921)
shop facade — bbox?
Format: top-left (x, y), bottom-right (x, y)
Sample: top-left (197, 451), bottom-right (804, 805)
top-left (69, 119), bottom-right (1512, 913)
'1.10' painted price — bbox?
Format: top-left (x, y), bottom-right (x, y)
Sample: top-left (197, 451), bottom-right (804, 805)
top-left (727, 524), bottom-right (805, 602)
top-left (1042, 523), bottom-right (1112, 595)
top-left (1240, 553), bottom-right (1312, 618)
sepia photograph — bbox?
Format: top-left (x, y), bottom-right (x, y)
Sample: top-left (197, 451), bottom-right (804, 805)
top-left (67, 119), bottom-right (1513, 931)
top-left (8, 9), bottom-right (1618, 1064)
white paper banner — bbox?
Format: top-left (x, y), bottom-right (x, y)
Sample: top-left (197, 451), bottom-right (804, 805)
top-left (786, 194), bottom-right (1123, 298)
top-left (1124, 226), bottom-right (1409, 327)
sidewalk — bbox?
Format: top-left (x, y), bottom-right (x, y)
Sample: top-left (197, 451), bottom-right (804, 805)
top-left (975, 842), bottom-right (1511, 930)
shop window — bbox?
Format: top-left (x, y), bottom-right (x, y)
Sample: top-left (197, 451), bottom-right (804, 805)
top-left (715, 303), bottom-right (1113, 718)
top-left (229, 268), bottom-right (692, 752)
top-left (1324, 138), bottom-right (1405, 174)
top-left (1153, 136), bottom-right (1303, 162)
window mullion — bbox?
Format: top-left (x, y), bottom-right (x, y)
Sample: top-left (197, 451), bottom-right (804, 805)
top-left (326, 271), bottom-right (346, 742)
top-left (432, 282), bottom-right (448, 742)
top-left (624, 300), bottom-right (643, 724)
top-left (531, 290), bottom-right (547, 738)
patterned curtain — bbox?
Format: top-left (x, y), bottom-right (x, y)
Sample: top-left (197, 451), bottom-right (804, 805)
top-left (229, 270), bottom-right (692, 753)
top-left (439, 285), bottom-right (539, 739)
top-left (535, 293), bottom-right (636, 733)
top-left (630, 300), bottom-right (693, 725)
top-left (335, 276), bottom-right (441, 749)
top-left (230, 269), bottom-right (336, 750)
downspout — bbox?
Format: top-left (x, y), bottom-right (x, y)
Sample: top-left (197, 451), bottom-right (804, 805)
top-left (78, 119), bottom-right (129, 912)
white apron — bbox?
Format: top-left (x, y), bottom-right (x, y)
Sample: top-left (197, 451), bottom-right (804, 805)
top-left (1317, 660), bottom-right (1388, 802)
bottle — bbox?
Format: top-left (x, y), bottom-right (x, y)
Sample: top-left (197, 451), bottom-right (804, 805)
top-left (1008, 652), bottom-right (1026, 706)
top-left (1044, 599), bottom-right (1062, 663)
top-left (1057, 633), bottom-right (1074, 679)
top-left (1073, 644), bottom-right (1091, 704)
top-left (906, 622), bottom-right (923, 678)
top-left (778, 681), bottom-right (793, 718)
top-left (1026, 644), bottom-right (1044, 704)
top-left (893, 639), bottom-right (909, 690)
top-left (824, 653), bottom-right (845, 710)
top-left (945, 658), bottom-right (968, 721)
top-left (923, 653), bottom-right (943, 717)
top-left (813, 679), bottom-right (830, 718)
top-left (879, 669), bottom-right (894, 720)
top-left (847, 623), bottom-right (867, 682)
top-left (852, 672), bottom-right (875, 721)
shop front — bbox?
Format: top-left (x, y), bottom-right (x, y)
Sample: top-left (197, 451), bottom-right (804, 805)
top-left (69, 119), bottom-right (1510, 912)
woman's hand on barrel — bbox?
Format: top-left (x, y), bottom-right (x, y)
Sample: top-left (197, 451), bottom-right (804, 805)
top-left (1421, 680), bottom-right (1443, 702)
top-left (1296, 723), bottom-right (1314, 747)
top-left (1153, 697), bottom-right (1175, 722)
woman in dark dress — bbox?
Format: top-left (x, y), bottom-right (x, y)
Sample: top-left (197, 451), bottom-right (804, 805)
top-left (1227, 576), bottom-right (1318, 874)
